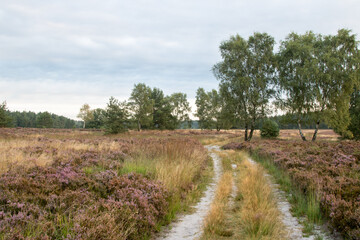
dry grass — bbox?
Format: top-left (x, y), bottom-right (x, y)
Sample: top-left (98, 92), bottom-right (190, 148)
top-left (0, 139), bottom-right (54, 173)
top-left (155, 141), bottom-right (206, 193)
top-left (237, 159), bottom-right (287, 240)
top-left (203, 171), bottom-right (233, 235)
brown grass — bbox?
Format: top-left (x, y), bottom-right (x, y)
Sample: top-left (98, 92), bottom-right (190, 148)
top-left (203, 171), bottom-right (233, 235)
top-left (237, 158), bottom-right (287, 240)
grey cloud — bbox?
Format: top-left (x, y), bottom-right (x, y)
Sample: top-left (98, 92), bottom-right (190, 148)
top-left (1, 0), bottom-right (360, 119)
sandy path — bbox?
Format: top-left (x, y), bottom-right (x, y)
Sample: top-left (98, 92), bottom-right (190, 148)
top-left (157, 145), bottom-right (222, 240)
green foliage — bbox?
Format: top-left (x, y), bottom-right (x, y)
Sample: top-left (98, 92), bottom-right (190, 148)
top-left (213, 33), bottom-right (276, 140)
top-left (77, 103), bottom-right (93, 128)
top-left (277, 29), bottom-right (360, 140)
top-left (348, 87), bottom-right (360, 139)
top-left (151, 88), bottom-right (177, 130)
top-left (169, 92), bottom-right (191, 129)
top-left (260, 119), bottom-right (279, 138)
top-left (104, 97), bottom-right (129, 134)
top-left (195, 88), bottom-right (234, 130)
top-left (36, 112), bottom-right (53, 128)
top-left (87, 108), bottom-right (105, 129)
top-left (8, 110), bottom-right (77, 128)
top-left (0, 101), bottom-right (12, 127)
top-left (129, 83), bottom-right (154, 131)
top-left (195, 87), bottom-right (214, 129)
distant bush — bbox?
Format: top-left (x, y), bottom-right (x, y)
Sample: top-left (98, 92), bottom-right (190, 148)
top-left (260, 119), bottom-right (279, 138)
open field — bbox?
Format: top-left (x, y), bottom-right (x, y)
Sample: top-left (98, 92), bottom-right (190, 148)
top-left (0, 128), bottom-right (208, 239)
top-left (0, 128), bottom-right (357, 240)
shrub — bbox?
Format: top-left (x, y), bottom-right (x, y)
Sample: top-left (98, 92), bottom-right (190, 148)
top-left (260, 119), bottom-right (279, 138)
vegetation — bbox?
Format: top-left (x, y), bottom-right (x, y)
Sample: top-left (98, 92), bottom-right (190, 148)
top-left (348, 87), bottom-right (360, 139)
top-left (0, 128), bottom-right (208, 239)
top-left (104, 97), bottom-right (129, 134)
top-left (129, 83), bottom-right (154, 131)
top-left (223, 140), bottom-right (360, 239)
top-left (260, 119), bottom-right (280, 138)
top-left (77, 104), bottom-right (93, 129)
top-left (213, 33), bottom-right (276, 141)
top-left (277, 29), bottom-right (360, 141)
top-left (195, 88), bottom-right (233, 131)
top-left (236, 158), bottom-right (286, 239)
top-left (0, 102), bottom-right (12, 128)
top-left (36, 112), bottom-right (53, 128)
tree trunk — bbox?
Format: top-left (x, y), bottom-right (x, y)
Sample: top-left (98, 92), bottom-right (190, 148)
top-left (83, 121), bottom-right (85, 129)
top-left (244, 124), bottom-right (248, 141)
top-left (248, 127), bottom-right (255, 141)
top-left (137, 120), bottom-right (141, 131)
top-left (298, 119), bottom-right (307, 141)
top-left (312, 120), bottom-right (320, 141)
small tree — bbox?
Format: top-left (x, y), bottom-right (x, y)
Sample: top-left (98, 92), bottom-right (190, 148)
top-left (0, 101), bottom-right (12, 127)
top-left (36, 112), bottom-right (53, 128)
top-left (151, 88), bottom-right (176, 130)
top-left (104, 97), bottom-right (129, 134)
top-left (87, 108), bottom-right (106, 129)
top-left (129, 83), bottom-right (154, 131)
top-left (260, 119), bottom-right (280, 138)
top-left (195, 88), bottom-right (213, 129)
top-left (169, 92), bottom-right (191, 129)
top-left (77, 104), bottom-right (93, 128)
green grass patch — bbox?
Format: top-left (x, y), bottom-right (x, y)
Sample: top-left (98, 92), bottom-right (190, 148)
top-left (82, 165), bottom-right (106, 175)
top-left (118, 160), bottom-right (156, 176)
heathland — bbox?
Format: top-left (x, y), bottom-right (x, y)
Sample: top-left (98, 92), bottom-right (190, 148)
top-left (0, 128), bottom-right (359, 240)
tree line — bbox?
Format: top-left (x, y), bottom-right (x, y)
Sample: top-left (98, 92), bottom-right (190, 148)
top-left (196, 29), bottom-right (360, 141)
top-left (0, 102), bottom-right (81, 129)
top-left (77, 83), bottom-right (192, 133)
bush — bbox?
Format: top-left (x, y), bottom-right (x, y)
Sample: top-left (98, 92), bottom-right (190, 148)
top-left (260, 119), bottom-right (279, 138)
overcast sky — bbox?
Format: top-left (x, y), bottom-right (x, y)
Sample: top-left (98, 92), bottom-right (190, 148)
top-left (1, 0), bottom-right (360, 119)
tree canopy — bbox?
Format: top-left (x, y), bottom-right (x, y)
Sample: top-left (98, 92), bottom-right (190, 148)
top-left (213, 32), bottom-right (276, 140)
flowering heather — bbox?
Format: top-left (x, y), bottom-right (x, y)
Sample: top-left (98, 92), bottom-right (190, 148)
top-left (223, 140), bottom-right (360, 239)
top-left (0, 128), bottom-right (208, 239)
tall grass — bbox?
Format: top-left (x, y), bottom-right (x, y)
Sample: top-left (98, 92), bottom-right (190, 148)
top-left (251, 153), bottom-right (323, 232)
top-left (0, 129), bottom-right (210, 239)
top-left (237, 159), bottom-right (287, 240)
top-left (203, 171), bottom-right (233, 236)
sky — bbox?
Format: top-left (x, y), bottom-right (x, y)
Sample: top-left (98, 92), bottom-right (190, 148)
top-left (1, 0), bottom-right (360, 120)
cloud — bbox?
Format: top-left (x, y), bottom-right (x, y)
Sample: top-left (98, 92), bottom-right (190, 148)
top-left (1, 0), bottom-right (360, 119)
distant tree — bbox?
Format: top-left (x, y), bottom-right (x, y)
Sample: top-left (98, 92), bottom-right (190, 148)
top-left (36, 112), bottom-right (53, 128)
top-left (151, 88), bottom-right (176, 130)
top-left (169, 92), bottom-right (191, 128)
top-left (208, 89), bottom-right (234, 131)
top-left (213, 33), bottom-right (276, 141)
top-left (77, 104), bottom-right (93, 129)
top-left (0, 101), bottom-right (12, 127)
top-left (195, 88), bottom-right (213, 129)
top-left (129, 83), bottom-right (154, 131)
top-left (104, 97), bottom-right (129, 134)
top-left (195, 88), bottom-right (234, 131)
top-left (87, 108), bottom-right (106, 129)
